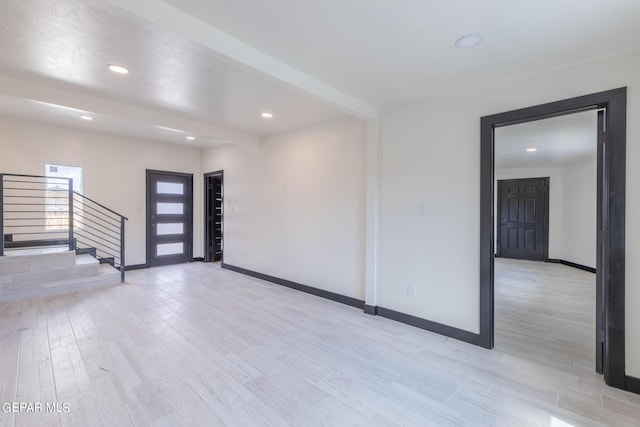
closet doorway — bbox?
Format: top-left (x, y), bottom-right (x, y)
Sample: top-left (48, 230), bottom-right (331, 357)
top-left (204, 171), bottom-right (224, 263)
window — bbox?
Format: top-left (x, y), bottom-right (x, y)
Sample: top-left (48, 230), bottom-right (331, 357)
top-left (45, 164), bottom-right (83, 230)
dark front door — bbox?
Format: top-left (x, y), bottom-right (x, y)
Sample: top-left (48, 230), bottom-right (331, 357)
top-left (146, 170), bottom-right (193, 266)
top-left (497, 177), bottom-right (549, 261)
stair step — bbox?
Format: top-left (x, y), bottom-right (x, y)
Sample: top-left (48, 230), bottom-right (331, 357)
top-left (1, 264), bottom-right (121, 302)
top-left (8, 254), bottom-right (99, 287)
top-left (41, 264), bottom-right (121, 298)
top-left (3, 247), bottom-right (69, 256)
top-left (0, 249), bottom-right (76, 275)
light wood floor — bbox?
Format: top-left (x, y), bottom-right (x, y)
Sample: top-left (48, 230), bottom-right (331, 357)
top-left (495, 258), bottom-right (596, 372)
top-left (1, 260), bottom-right (639, 426)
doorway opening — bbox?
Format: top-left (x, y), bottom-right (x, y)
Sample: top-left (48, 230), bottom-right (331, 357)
top-left (480, 88), bottom-right (627, 390)
top-left (204, 171), bottom-right (223, 263)
top-left (493, 111), bottom-right (598, 385)
top-left (146, 169), bottom-right (193, 267)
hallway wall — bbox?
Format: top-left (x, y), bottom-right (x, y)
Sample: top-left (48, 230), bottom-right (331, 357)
top-left (201, 118), bottom-right (367, 300)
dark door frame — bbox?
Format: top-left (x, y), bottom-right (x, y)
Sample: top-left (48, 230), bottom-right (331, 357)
top-left (145, 169), bottom-right (194, 267)
top-left (479, 88), bottom-right (626, 390)
top-left (204, 170), bottom-right (224, 263)
top-left (496, 177), bottom-right (550, 261)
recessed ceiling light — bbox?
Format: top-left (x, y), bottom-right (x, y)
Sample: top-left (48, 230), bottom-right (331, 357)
top-left (33, 101), bottom-right (84, 113)
top-left (80, 115), bottom-right (93, 121)
top-left (108, 64), bottom-right (129, 74)
top-left (455, 33), bottom-right (483, 49)
top-left (261, 112), bottom-right (273, 119)
top-left (186, 136), bottom-right (196, 141)
top-left (155, 125), bottom-right (185, 133)
top-left (526, 148), bottom-right (537, 152)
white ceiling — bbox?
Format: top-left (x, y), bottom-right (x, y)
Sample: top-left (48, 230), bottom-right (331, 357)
top-left (0, 0), bottom-right (639, 146)
top-left (0, 0), bottom-right (349, 146)
top-left (162, 0), bottom-right (640, 107)
top-left (495, 110), bottom-right (597, 169)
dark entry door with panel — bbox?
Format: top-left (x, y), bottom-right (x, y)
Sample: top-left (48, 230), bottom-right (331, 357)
top-left (146, 170), bottom-right (193, 266)
top-left (497, 177), bottom-right (549, 261)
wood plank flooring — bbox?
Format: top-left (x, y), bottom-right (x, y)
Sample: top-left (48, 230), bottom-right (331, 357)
top-left (495, 258), bottom-right (596, 372)
top-left (0, 260), bottom-right (639, 426)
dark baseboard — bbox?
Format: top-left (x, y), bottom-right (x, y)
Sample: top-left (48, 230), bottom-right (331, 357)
top-left (373, 306), bottom-right (482, 346)
top-left (222, 262), bottom-right (481, 346)
top-left (221, 263), bottom-right (365, 309)
top-left (626, 376), bottom-right (640, 394)
top-left (125, 264), bottom-right (148, 271)
top-left (547, 259), bottom-right (596, 274)
top-left (125, 258), bottom-right (209, 270)
top-left (364, 304), bottom-right (378, 315)
top-left (76, 247), bottom-right (97, 257)
top-left (4, 238), bottom-right (69, 249)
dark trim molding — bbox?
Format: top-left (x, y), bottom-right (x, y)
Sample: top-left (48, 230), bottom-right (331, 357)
top-left (626, 376), bottom-right (640, 394)
top-left (221, 262), bottom-right (365, 309)
top-left (547, 259), bottom-right (596, 274)
top-left (480, 87), bottom-right (627, 388)
top-left (4, 238), bottom-right (69, 249)
top-left (203, 170), bottom-right (224, 264)
top-left (376, 307), bottom-right (481, 345)
top-left (125, 260), bottom-right (204, 270)
top-left (124, 263), bottom-right (148, 271)
top-left (363, 304), bottom-right (378, 315)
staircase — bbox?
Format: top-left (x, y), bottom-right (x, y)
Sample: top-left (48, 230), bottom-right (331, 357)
top-left (0, 248), bottom-right (121, 301)
top-left (0, 173), bottom-right (127, 301)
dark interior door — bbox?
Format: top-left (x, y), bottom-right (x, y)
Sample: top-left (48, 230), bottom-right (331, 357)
top-left (204, 171), bottom-right (223, 263)
top-left (146, 170), bottom-right (193, 266)
top-left (498, 177), bottom-right (549, 261)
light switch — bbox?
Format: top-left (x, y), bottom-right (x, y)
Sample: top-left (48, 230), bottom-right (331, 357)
top-left (407, 284), bottom-right (417, 297)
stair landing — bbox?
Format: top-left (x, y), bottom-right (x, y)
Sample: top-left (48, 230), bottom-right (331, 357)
top-left (0, 249), bottom-right (121, 301)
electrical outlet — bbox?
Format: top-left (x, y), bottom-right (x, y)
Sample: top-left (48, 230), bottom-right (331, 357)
top-left (407, 284), bottom-right (416, 297)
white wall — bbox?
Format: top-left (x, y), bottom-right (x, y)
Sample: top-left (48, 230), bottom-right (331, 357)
top-left (0, 117), bottom-right (203, 265)
top-left (378, 51), bottom-right (640, 375)
top-left (379, 103), bottom-right (480, 332)
top-left (563, 157), bottom-right (597, 268)
top-left (494, 166), bottom-right (565, 259)
top-left (201, 118), bottom-right (367, 299)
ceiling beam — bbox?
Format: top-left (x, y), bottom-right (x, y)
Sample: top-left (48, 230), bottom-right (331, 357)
top-left (102, 0), bottom-right (378, 120)
top-left (0, 74), bottom-right (260, 146)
